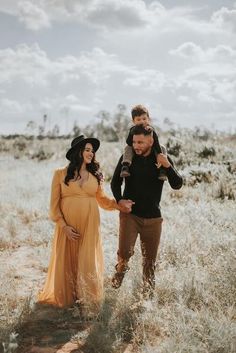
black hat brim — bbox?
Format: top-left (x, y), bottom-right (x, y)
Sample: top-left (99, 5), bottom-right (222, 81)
top-left (66, 137), bottom-right (100, 161)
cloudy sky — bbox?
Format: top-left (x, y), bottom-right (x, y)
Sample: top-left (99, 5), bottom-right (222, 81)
top-left (0, 0), bottom-right (236, 134)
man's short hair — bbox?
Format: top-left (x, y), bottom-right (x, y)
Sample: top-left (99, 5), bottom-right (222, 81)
top-left (131, 105), bottom-right (149, 120)
top-left (131, 124), bottom-right (153, 137)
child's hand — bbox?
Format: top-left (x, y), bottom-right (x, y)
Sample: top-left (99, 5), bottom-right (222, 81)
top-left (156, 153), bottom-right (171, 168)
top-left (145, 125), bottom-right (153, 132)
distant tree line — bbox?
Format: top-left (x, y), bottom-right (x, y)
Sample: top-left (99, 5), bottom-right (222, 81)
top-left (2, 103), bottom-right (234, 142)
top-left (4, 104), bottom-right (130, 142)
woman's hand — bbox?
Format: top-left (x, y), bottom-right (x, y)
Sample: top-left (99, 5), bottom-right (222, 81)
top-left (63, 225), bottom-right (80, 241)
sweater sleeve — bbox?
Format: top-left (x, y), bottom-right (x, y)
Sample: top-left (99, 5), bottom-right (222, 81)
top-left (152, 130), bottom-right (162, 154)
top-left (110, 156), bottom-right (124, 202)
top-left (49, 170), bottom-right (67, 228)
top-left (166, 156), bottom-right (183, 190)
top-left (96, 184), bottom-right (119, 210)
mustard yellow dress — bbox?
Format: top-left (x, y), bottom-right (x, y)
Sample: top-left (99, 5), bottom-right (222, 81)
top-left (38, 167), bottom-right (118, 310)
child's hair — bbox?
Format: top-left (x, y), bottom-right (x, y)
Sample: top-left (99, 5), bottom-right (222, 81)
top-left (131, 105), bottom-right (149, 120)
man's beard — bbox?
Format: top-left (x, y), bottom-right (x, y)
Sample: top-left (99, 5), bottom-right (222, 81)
top-left (134, 146), bottom-right (151, 156)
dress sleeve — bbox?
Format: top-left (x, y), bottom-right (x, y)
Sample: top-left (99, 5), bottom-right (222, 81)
top-left (96, 184), bottom-right (119, 211)
top-left (49, 170), bottom-right (67, 228)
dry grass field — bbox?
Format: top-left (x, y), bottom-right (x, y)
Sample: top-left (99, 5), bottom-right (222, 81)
top-left (0, 129), bottom-right (235, 352)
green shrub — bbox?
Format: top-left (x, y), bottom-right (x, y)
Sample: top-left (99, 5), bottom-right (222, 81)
top-left (198, 146), bottom-right (216, 158)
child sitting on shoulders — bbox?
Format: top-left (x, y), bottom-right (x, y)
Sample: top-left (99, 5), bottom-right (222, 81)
top-left (120, 104), bottom-right (167, 181)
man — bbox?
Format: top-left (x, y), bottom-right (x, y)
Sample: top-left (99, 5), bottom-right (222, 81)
top-left (110, 124), bottom-right (183, 297)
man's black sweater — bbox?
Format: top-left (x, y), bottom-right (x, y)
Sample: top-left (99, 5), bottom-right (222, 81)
top-left (111, 151), bottom-right (183, 218)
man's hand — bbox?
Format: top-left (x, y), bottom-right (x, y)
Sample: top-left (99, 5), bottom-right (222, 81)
top-left (63, 225), bottom-right (80, 241)
top-left (156, 153), bottom-right (171, 168)
top-left (118, 199), bottom-right (135, 213)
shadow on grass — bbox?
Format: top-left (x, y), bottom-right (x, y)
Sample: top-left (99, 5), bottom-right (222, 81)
top-left (1, 283), bottom-right (144, 353)
top-left (13, 304), bottom-right (88, 353)
top-left (81, 285), bottom-right (143, 353)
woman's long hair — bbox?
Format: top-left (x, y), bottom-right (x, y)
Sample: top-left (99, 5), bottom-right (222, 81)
top-left (64, 144), bottom-right (101, 185)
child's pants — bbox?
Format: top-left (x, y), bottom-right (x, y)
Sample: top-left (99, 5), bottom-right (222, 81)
top-left (122, 145), bottom-right (167, 165)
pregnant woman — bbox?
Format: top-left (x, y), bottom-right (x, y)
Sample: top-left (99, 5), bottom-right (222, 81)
top-left (38, 135), bottom-right (122, 315)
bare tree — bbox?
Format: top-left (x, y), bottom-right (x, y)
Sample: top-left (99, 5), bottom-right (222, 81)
top-left (113, 104), bottom-right (130, 141)
top-left (25, 120), bottom-right (37, 135)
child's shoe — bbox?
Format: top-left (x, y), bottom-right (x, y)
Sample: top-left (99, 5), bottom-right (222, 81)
top-left (120, 164), bottom-right (130, 178)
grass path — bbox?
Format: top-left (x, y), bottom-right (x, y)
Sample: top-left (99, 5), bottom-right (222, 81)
top-left (13, 293), bottom-right (140, 353)
top-left (15, 305), bottom-right (88, 353)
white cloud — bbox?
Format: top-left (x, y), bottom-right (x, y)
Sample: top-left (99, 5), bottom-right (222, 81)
top-left (1, 41), bottom-right (235, 132)
top-left (17, 1), bottom-right (51, 31)
top-left (177, 95), bottom-right (193, 105)
top-left (64, 95), bottom-right (92, 112)
top-left (0, 0), bottom-right (151, 30)
top-left (170, 42), bottom-right (236, 62)
top-left (64, 94), bottom-right (80, 103)
top-left (0, 2), bottom-right (236, 132)
top-left (0, 98), bottom-right (24, 113)
top-left (0, 44), bottom-right (135, 131)
top-left (168, 41), bottom-right (236, 109)
top-left (81, 0), bottom-right (149, 29)
top-left (0, 44), bottom-right (51, 85)
top-left (65, 103), bottom-right (92, 113)
top-left (169, 43), bottom-right (236, 96)
top-left (0, 0), bottom-right (220, 34)
top-left (124, 69), bottom-right (167, 91)
top-left (0, 0), bottom-right (19, 15)
top-left (213, 79), bottom-right (236, 103)
top-left (169, 42), bottom-right (203, 59)
top-left (0, 45), bottom-right (128, 87)
top-left (211, 6), bottom-right (236, 32)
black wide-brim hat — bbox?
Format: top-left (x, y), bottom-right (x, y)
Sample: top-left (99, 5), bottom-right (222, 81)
top-left (66, 135), bottom-right (100, 161)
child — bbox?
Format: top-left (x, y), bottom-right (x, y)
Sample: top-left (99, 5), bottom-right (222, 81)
top-left (120, 104), bottom-right (167, 180)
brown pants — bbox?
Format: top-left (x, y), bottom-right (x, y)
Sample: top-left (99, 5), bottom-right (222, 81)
top-left (116, 213), bottom-right (163, 288)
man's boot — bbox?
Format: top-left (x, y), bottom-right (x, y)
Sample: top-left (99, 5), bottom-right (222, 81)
top-left (111, 263), bottom-right (129, 289)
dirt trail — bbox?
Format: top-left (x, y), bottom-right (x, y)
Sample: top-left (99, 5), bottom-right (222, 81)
top-left (12, 303), bottom-right (135, 353)
top-left (15, 305), bottom-right (89, 353)
top-left (1, 247), bottom-right (136, 353)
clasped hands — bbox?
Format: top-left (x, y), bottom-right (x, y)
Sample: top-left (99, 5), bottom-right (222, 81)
top-left (118, 199), bottom-right (135, 213)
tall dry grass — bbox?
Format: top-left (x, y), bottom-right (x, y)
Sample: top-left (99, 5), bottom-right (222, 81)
top-left (0, 131), bottom-right (235, 352)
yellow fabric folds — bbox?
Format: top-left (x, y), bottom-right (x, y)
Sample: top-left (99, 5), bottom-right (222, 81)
top-left (38, 167), bottom-right (118, 309)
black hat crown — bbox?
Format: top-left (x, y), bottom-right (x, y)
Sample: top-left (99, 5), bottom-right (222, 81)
top-left (71, 135), bottom-right (85, 147)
